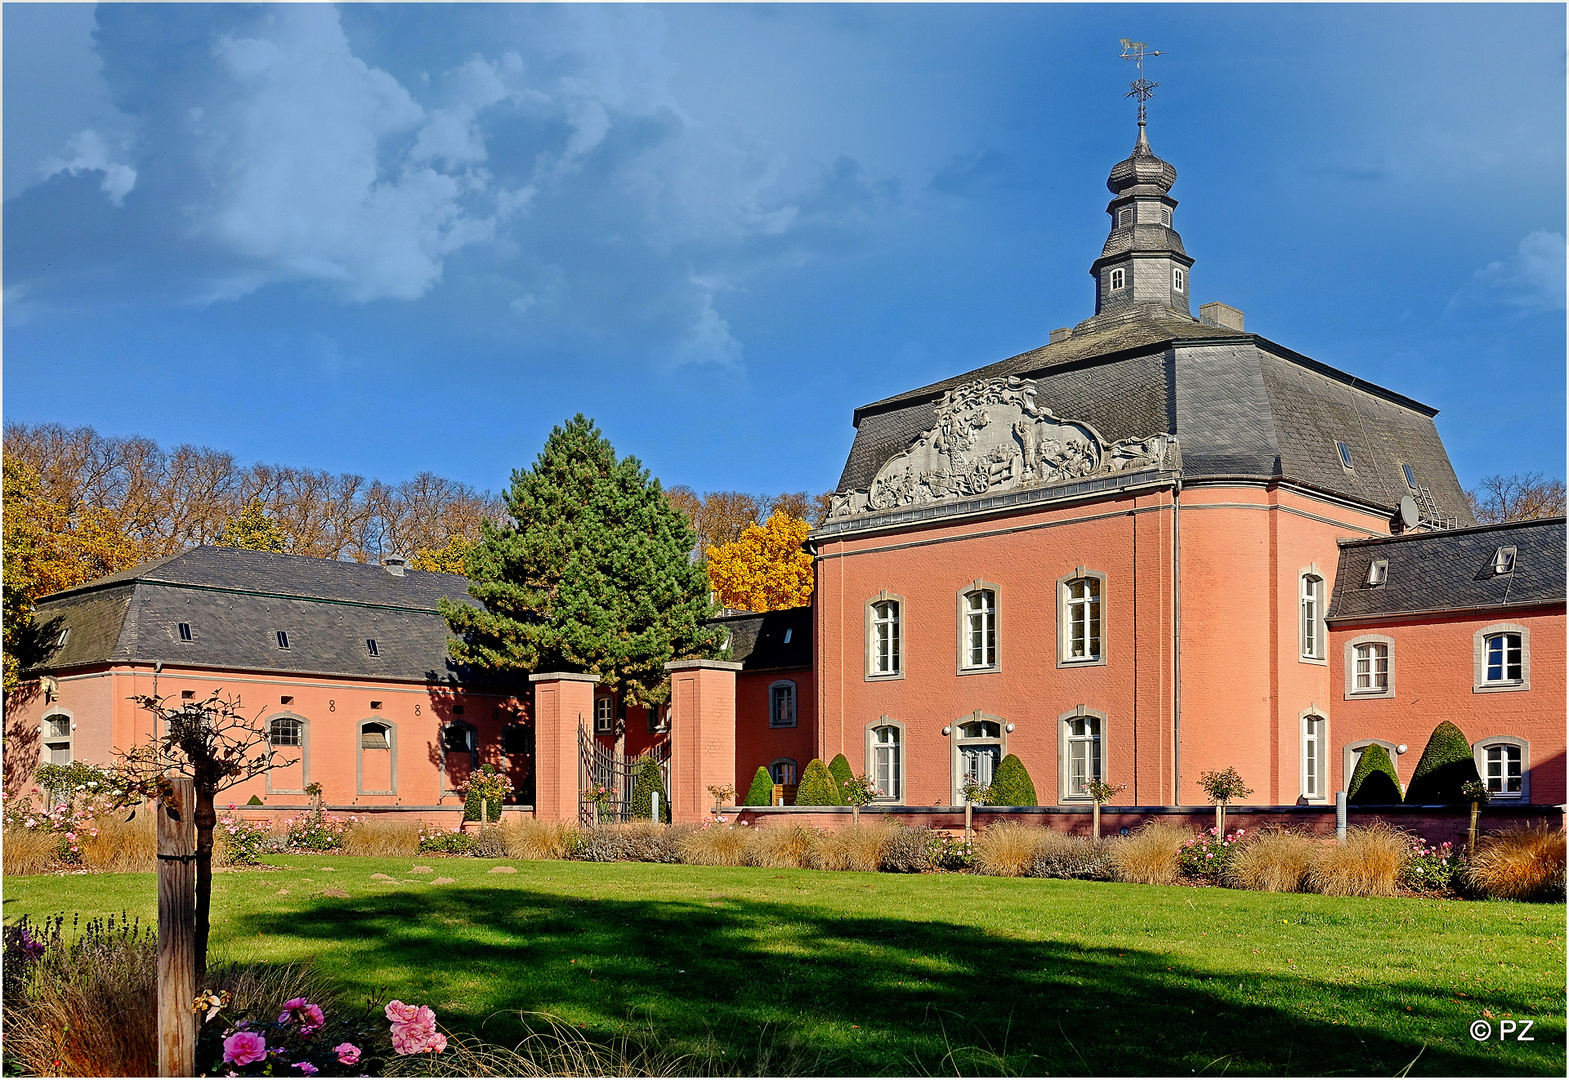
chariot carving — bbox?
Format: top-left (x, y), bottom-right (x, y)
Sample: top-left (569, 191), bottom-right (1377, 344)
top-left (829, 376), bottom-right (1177, 519)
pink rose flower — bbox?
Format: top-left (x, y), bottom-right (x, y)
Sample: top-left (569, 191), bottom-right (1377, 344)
top-left (223, 1031), bottom-right (267, 1066)
top-left (279, 998), bottom-right (326, 1033)
top-left (385, 1000), bottom-right (420, 1023)
top-left (333, 1043), bottom-right (361, 1065)
top-left (294, 1063), bottom-right (319, 1075)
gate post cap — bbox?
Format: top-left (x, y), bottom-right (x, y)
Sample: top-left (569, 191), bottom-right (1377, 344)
top-left (529, 671), bottom-right (601, 682)
top-left (664, 659), bottom-right (743, 672)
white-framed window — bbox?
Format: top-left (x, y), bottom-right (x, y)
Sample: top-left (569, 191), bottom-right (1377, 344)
top-left (1058, 570), bottom-right (1105, 666)
top-left (357, 720), bottom-right (396, 796)
top-left (1172, 267), bottom-right (1185, 293)
top-left (648, 704), bottom-right (671, 734)
top-left (594, 695), bottom-right (616, 734)
top-left (1058, 708), bottom-right (1104, 802)
top-left (1344, 635), bottom-right (1394, 698)
top-left (957, 584), bottom-right (998, 672)
top-left (1401, 464), bottom-right (1418, 490)
top-left (768, 680), bottom-right (798, 728)
top-left (866, 719), bottom-right (904, 802)
top-left (953, 717), bottom-right (1004, 803)
top-left (1473, 737), bottom-right (1529, 802)
top-left (1109, 267), bottom-right (1125, 290)
top-left (264, 712), bottom-right (309, 794)
top-left (1366, 559), bottom-right (1388, 586)
top-left (866, 593), bottom-right (903, 678)
top-left (1474, 624), bottom-right (1530, 692)
top-left (1299, 571), bottom-right (1325, 661)
top-left (769, 758), bottom-right (797, 786)
top-left (1492, 546), bottom-right (1517, 575)
top-left (1301, 714), bottom-right (1327, 801)
top-left (1335, 441), bottom-right (1354, 471)
top-left (269, 716), bottom-right (303, 747)
top-left (42, 713), bottom-right (72, 766)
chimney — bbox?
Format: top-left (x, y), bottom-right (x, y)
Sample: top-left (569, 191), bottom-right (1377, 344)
top-left (1049, 327), bottom-right (1073, 344)
top-left (1199, 302), bottom-right (1244, 331)
top-left (382, 555), bottom-right (407, 577)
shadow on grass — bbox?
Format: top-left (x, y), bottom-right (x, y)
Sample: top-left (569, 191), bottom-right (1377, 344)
top-left (228, 881), bottom-right (1565, 1077)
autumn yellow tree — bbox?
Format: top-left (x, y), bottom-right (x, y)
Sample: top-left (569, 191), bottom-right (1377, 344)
top-left (705, 510), bottom-right (814, 612)
top-left (412, 534), bottom-right (475, 574)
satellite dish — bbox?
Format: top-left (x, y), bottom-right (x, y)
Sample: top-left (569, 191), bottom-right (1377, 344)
top-left (1398, 496), bottom-right (1419, 529)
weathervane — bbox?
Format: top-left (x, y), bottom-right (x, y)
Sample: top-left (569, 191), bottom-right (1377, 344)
top-left (1119, 38), bottom-right (1163, 126)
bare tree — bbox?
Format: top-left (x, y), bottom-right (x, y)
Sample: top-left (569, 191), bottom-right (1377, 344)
top-left (1466, 472), bottom-right (1567, 524)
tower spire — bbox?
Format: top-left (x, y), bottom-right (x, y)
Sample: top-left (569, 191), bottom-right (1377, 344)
top-left (1119, 38), bottom-right (1163, 129)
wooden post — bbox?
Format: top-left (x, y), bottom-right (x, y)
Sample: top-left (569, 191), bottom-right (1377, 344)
top-left (1215, 802), bottom-right (1225, 836)
top-left (1092, 800), bottom-right (1102, 841)
top-left (1468, 801), bottom-right (1480, 855)
top-left (480, 797), bottom-right (489, 829)
top-left (158, 778), bottom-right (196, 1078)
top-left (964, 799), bottom-right (973, 844)
top-left (852, 804), bottom-right (860, 828)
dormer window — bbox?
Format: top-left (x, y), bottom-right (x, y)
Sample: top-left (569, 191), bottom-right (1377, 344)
top-left (1366, 560), bottom-right (1388, 586)
top-left (1172, 268), bottom-right (1185, 293)
top-left (1492, 547), bottom-right (1516, 575)
top-left (1109, 267), bottom-right (1125, 291)
top-left (1335, 441), bottom-right (1354, 470)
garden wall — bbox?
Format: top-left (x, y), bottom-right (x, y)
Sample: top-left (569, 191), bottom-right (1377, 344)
top-left (730, 802), bottom-right (1565, 845)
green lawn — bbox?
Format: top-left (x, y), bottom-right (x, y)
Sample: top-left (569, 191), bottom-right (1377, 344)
top-left (4, 856), bottom-right (1564, 1076)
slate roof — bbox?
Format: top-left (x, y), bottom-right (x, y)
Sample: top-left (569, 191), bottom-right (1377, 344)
top-left (835, 316), bottom-right (1474, 525)
top-left (711, 606), bottom-right (813, 671)
top-left (26, 546), bottom-right (489, 685)
top-left (1328, 518), bottom-right (1566, 623)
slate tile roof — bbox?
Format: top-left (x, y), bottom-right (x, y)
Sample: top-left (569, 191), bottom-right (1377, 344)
top-left (711, 606), bottom-right (813, 671)
top-left (27, 546), bottom-right (489, 685)
top-left (1328, 518), bottom-right (1566, 622)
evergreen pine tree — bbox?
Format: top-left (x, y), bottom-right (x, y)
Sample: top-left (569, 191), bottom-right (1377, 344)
top-left (986, 754), bottom-right (1039, 806)
top-left (827, 753), bottom-right (854, 797)
top-left (1403, 721), bottom-right (1483, 805)
top-left (743, 766), bottom-right (775, 807)
top-left (443, 415), bottom-right (722, 706)
top-left (628, 755), bottom-right (671, 822)
top-left (794, 758), bottom-right (842, 806)
top-left (1346, 743), bottom-right (1404, 805)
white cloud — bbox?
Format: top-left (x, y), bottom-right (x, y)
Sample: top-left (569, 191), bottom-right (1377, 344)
top-left (1448, 230), bottom-right (1567, 318)
top-left (39, 129), bottom-right (137, 205)
top-left (668, 278), bottom-right (743, 369)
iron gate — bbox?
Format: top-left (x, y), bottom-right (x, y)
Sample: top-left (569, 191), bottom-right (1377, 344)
top-left (578, 722), bottom-right (671, 824)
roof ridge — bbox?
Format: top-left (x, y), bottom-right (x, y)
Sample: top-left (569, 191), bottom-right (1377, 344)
top-left (1337, 516), bottom-right (1566, 547)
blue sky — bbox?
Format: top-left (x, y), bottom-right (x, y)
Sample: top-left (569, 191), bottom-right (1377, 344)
top-left (4, 3), bottom-right (1564, 499)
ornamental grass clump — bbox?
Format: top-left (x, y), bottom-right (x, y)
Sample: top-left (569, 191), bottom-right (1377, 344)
top-left (676, 820), bottom-right (751, 866)
top-left (1463, 827), bottom-right (1567, 902)
top-left (1110, 822), bottom-right (1188, 885)
top-left (973, 821), bottom-right (1050, 877)
top-left (77, 810), bottom-right (157, 873)
top-left (382, 1012), bottom-right (694, 1078)
top-left (878, 825), bottom-right (934, 872)
top-left (744, 823), bottom-right (821, 868)
top-left (342, 815), bottom-right (424, 857)
top-left (1225, 829), bottom-right (1319, 892)
top-left (506, 819), bottom-right (581, 861)
top-left (1027, 832), bottom-right (1114, 880)
top-left (574, 822), bottom-right (685, 863)
top-left (812, 823), bottom-right (892, 872)
top-left (1305, 823), bottom-right (1409, 897)
top-left (1, 826), bottom-right (56, 876)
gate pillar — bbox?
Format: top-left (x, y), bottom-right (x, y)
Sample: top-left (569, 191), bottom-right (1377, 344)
top-left (665, 659), bottom-right (743, 824)
top-left (529, 672), bottom-right (599, 823)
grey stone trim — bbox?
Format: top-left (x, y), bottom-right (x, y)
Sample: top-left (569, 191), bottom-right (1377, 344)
top-left (39, 707), bottom-right (74, 766)
top-left (865, 715), bottom-right (907, 805)
top-left (1344, 634), bottom-right (1395, 699)
top-left (1056, 704), bottom-right (1107, 804)
top-left (955, 580), bottom-right (1002, 676)
top-left (356, 718), bottom-right (399, 797)
top-left (948, 710), bottom-right (1009, 804)
top-left (663, 659), bottom-right (744, 672)
top-left (816, 502), bottom-right (1172, 562)
top-left (1298, 709), bottom-right (1330, 803)
top-left (1472, 735), bottom-right (1531, 802)
top-left (262, 711), bottom-right (310, 795)
top-left (1473, 622), bottom-right (1531, 693)
top-left (529, 671), bottom-right (602, 682)
top-left (865, 591), bottom-right (906, 682)
top-left (767, 679), bottom-right (798, 728)
top-left (1057, 568), bottom-right (1108, 668)
top-left (1343, 738), bottom-right (1402, 796)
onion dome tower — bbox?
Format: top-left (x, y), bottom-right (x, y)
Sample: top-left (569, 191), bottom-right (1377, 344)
top-left (1076, 41), bottom-right (1196, 332)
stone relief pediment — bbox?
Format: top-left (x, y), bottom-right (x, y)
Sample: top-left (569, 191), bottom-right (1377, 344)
top-left (829, 376), bottom-right (1177, 519)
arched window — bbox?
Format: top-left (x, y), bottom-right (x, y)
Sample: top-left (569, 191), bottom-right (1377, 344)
top-left (866, 594), bottom-right (903, 678)
top-left (269, 717), bottom-right (303, 747)
top-left (1173, 267), bottom-right (1185, 293)
top-left (1474, 623), bottom-right (1530, 692)
top-left (768, 681), bottom-right (797, 728)
top-left (264, 713), bottom-right (309, 794)
top-left (958, 585), bottom-right (998, 672)
top-left (41, 713), bottom-right (72, 766)
top-left (1109, 267), bottom-right (1125, 291)
top-left (954, 718), bottom-right (1003, 802)
top-left (769, 758), bottom-right (798, 786)
top-left (1058, 708), bottom-right (1104, 802)
top-left (1058, 571), bottom-right (1104, 665)
top-left (1301, 714), bottom-right (1327, 801)
top-left (866, 721), bottom-right (903, 802)
top-left (1343, 739), bottom-right (1401, 796)
top-left (1299, 572), bottom-right (1325, 660)
top-left (358, 720), bottom-right (396, 796)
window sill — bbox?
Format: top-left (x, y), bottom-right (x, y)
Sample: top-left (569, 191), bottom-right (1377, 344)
top-left (1298, 656), bottom-right (1328, 667)
top-left (768, 722), bottom-right (798, 729)
top-left (956, 665), bottom-right (1000, 677)
top-left (864, 672), bottom-right (906, 682)
top-left (1473, 682), bottom-right (1528, 694)
top-left (1056, 656), bottom-right (1107, 670)
top-left (1345, 689), bottom-right (1393, 700)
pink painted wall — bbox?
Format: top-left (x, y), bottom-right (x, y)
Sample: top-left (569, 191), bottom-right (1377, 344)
top-left (735, 666), bottom-right (816, 794)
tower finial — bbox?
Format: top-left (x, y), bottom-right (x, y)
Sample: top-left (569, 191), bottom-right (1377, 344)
top-left (1119, 38), bottom-right (1163, 127)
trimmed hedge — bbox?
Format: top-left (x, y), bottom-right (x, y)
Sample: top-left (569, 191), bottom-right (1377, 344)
top-left (628, 756), bottom-right (671, 822)
top-left (1404, 720), bottom-right (1482, 805)
top-left (743, 766), bottom-right (775, 807)
top-left (795, 758), bottom-right (843, 806)
top-left (1346, 743), bottom-right (1403, 805)
top-left (828, 754), bottom-right (854, 798)
top-left (986, 754), bottom-right (1038, 807)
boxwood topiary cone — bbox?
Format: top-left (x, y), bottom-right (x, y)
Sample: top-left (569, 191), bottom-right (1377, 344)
top-left (1403, 720), bottom-right (1483, 805)
top-left (986, 754), bottom-right (1038, 806)
top-left (794, 758), bottom-right (843, 806)
top-left (744, 766), bottom-right (775, 807)
top-left (828, 753), bottom-right (854, 796)
top-left (1346, 743), bottom-right (1403, 805)
top-left (628, 755), bottom-right (671, 822)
